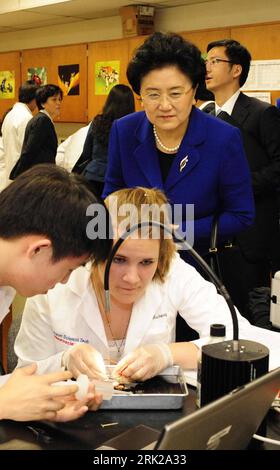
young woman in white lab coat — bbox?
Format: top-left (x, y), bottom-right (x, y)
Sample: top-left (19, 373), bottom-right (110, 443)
top-left (15, 188), bottom-right (280, 385)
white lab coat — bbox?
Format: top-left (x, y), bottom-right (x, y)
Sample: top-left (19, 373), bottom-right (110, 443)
top-left (15, 255), bottom-right (280, 375)
top-left (56, 124), bottom-right (90, 172)
top-left (1, 103), bottom-right (33, 185)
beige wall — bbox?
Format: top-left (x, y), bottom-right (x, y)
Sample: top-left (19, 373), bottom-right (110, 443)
top-left (156, 0), bottom-right (280, 32)
top-left (54, 122), bottom-right (85, 143)
top-left (0, 15), bottom-right (122, 52)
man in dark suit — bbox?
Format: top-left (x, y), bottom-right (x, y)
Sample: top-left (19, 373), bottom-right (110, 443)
top-left (205, 38), bottom-right (280, 318)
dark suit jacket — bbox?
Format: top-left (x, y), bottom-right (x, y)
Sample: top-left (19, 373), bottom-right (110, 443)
top-left (73, 120), bottom-right (108, 183)
top-left (216, 93), bottom-right (280, 263)
top-left (103, 107), bottom-right (255, 255)
top-left (11, 111), bottom-right (57, 177)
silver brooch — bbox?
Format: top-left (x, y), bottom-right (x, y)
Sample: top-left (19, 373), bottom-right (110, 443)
top-left (179, 155), bottom-right (189, 172)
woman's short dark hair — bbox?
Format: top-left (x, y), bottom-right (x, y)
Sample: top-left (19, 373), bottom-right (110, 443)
top-left (0, 164), bottom-right (112, 262)
top-left (36, 84), bottom-right (63, 110)
top-left (127, 32), bottom-right (206, 95)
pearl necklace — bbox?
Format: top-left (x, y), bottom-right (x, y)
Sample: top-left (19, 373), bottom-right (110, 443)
top-left (153, 124), bottom-right (180, 153)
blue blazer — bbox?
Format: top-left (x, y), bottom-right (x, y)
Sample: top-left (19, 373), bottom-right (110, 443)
top-left (103, 107), bottom-right (255, 253)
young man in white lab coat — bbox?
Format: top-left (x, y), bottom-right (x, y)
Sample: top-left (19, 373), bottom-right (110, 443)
top-left (15, 187), bottom-right (280, 385)
top-left (0, 164), bottom-right (111, 422)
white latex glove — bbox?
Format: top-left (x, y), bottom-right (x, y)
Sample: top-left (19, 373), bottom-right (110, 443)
top-left (113, 343), bottom-right (173, 382)
top-left (62, 344), bottom-right (107, 380)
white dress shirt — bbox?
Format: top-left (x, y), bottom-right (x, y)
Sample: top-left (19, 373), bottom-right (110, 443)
top-left (215, 89), bottom-right (241, 116)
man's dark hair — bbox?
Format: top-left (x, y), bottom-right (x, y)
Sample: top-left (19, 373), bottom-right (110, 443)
top-left (0, 164), bottom-right (112, 262)
top-left (207, 39), bottom-right (251, 87)
top-left (36, 84), bottom-right (63, 110)
top-left (18, 80), bottom-right (38, 104)
top-left (127, 32), bottom-right (206, 95)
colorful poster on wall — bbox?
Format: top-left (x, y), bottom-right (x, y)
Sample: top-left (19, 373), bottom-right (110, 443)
top-left (0, 70), bottom-right (15, 99)
top-left (27, 67), bottom-right (47, 85)
top-left (95, 60), bottom-right (120, 95)
top-left (58, 64), bottom-right (80, 96)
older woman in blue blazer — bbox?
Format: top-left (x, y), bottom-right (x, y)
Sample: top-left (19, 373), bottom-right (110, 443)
top-left (103, 32), bottom-right (254, 259)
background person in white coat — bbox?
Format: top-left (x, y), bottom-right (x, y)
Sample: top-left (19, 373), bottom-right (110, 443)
top-left (0, 108), bottom-right (12, 191)
top-left (15, 187), bottom-right (280, 384)
top-left (1, 80), bottom-right (38, 187)
top-left (56, 124), bottom-right (90, 172)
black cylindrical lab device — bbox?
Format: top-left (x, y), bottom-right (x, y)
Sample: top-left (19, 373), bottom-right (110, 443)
top-left (104, 221), bottom-right (270, 413)
top-left (200, 339), bottom-right (269, 406)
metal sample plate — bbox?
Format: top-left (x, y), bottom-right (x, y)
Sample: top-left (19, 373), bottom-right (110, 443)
top-left (101, 365), bottom-right (188, 410)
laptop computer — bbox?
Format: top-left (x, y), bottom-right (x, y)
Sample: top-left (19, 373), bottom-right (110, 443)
top-left (96, 367), bottom-right (280, 450)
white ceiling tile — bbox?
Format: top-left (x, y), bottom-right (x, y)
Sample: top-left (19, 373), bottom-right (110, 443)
top-left (0, 0), bottom-right (216, 31)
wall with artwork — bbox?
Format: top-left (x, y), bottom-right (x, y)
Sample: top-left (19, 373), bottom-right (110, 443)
top-left (1, 21), bottom-right (280, 130)
top-left (0, 0), bottom-right (279, 54)
top-left (87, 38), bottom-right (129, 120)
top-left (87, 23), bottom-right (280, 121)
top-left (21, 44), bottom-right (87, 123)
top-left (230, 23), bottom-right (280, 106)
top-left (0, 51), bottom-right (21, 121)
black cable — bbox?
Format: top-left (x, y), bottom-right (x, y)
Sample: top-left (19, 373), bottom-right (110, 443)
top-left (103, 221), bottom-right (239, 343)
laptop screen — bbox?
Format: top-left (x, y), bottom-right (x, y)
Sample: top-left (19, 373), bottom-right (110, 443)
top-left (155, 367), bottom-right (280, 450)
top-left (40, 368), bottom-right (279, 451)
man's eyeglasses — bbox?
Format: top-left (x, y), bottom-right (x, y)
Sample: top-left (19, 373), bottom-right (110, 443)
top-left (141, 86), bottom-right (193, 105)
top-left (205, 58), bottom-right (233, 67)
